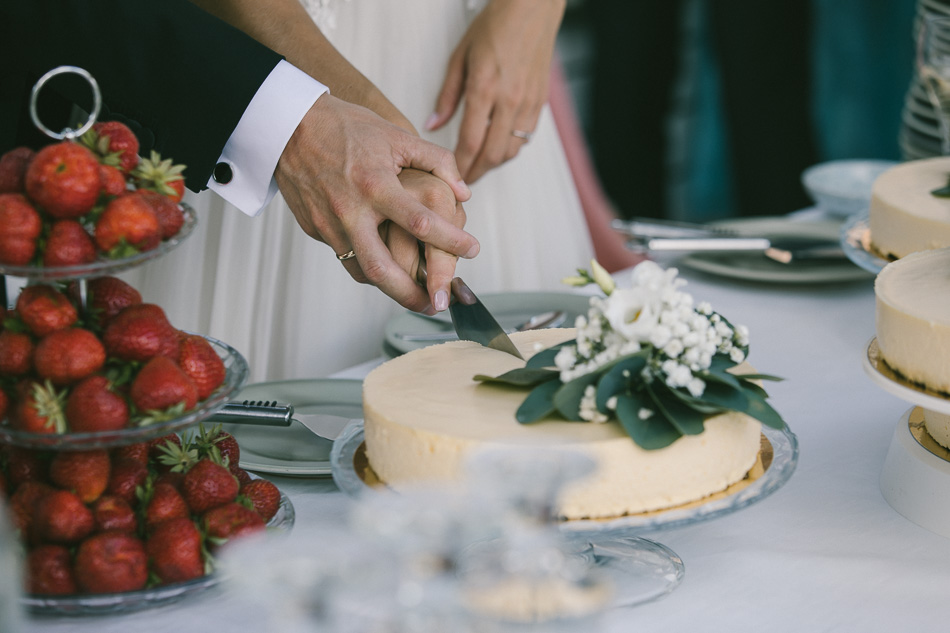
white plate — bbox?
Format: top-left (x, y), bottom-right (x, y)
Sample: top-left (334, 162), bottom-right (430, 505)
top-left (677, 217), bottom-right (873, 284)
top-left (383, 291), bottom-right (592, 355)
top-left (219, 378), bottom-right (363, 477)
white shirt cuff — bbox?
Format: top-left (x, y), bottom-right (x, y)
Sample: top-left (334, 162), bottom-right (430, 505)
top-left (206, 60), bottom-right (328, 217)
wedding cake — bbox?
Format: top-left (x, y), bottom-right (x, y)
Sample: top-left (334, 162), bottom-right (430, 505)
top-left (362, 330), bottom-right (763, 520)
top-left (362, 262), bottom-right (783, 521)
top-left (868, 156), bottom-right (950, 260)
top-left (875, 248), bottom-right (950, 450)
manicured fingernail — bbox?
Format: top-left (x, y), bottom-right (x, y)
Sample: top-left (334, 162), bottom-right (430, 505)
top-left (424, 112), bottom-right (440, 130)
top-left (434, 289), bottom-right (449, 312)
top-left (457, 180), bottom-right (471, 198)
top-left (463, 243), bottom-right (479, 259)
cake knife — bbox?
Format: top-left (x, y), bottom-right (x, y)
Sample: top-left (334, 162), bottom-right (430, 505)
top-left (208, 402), bottom-right (354, 442)
top-left (449, 277), bottom-right (524, 359)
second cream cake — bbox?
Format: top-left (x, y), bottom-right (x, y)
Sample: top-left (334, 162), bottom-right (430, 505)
top-left (362, 328), bottom-right (763, 520)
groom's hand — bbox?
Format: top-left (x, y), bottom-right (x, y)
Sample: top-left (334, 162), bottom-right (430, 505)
top-left (274, 94), bottom-right (479, 311)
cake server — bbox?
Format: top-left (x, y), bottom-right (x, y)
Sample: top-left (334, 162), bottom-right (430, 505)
top-left (631, 236), bottom-right (847, 263)
top-left (209, 402), bottom-right (354, 442)
top-left (449, 277), bottom-right (524, 359)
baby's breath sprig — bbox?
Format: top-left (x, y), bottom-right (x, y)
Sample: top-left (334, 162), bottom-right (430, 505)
top-left (476, 260), bottom-right (785, 449)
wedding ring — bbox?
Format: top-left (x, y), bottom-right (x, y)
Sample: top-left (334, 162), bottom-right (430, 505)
top-left (511, 130), bottom-right (533, 141)
top-left (337, 249), bottom-right (356, 261)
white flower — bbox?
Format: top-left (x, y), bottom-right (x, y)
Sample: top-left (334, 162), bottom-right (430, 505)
top-left (663, 338), bottom-right (684, 358)
top-left (602, 287), bottom-right (662, 343)
top-left (579, 385), bottom-right (608, 423)
top-left (590, 259), bottom-right (616, 296)
top-left (649, 324), bottom-right (672, 348)
top-left (638, 407), bottom-right (654, 420)
top-left (687, 377), bottom-right (706, 397)
top-left (729, 347), bottom-right (746, 364)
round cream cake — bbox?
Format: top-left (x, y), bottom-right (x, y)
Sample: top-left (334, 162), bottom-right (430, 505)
top-left (362, 329), bottom-right (763, 520)
top-left (875, 248), bottom-right (950, 397)
top-left (869, 156), bottom-right (950, 260)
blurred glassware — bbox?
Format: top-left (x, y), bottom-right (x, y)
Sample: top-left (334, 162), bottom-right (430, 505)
top-left (0, 503), bottom-right (25, 633)
top-left (800, 159), bottom-right (898, 217)
top-left (918, 15), bottom-right (950, 154)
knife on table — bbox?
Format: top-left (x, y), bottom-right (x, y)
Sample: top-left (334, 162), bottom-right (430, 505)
top-left (208, 402), bottom-right (354, 442)
top-left (448, 277), bottom-right (524, 360)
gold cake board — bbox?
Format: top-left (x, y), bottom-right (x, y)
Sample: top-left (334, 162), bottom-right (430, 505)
top-left (351, 434), bottom-right (774, 523)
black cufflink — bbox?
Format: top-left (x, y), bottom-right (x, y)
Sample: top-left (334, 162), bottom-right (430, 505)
top-left (213, 162), bottom-right (233, 184)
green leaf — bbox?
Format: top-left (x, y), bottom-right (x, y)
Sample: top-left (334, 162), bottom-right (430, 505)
top-left (733, 372), bottom-right (784, 382)
top-left (742, 389), bottom-right (786, 429)
top-left (525, 341), bottom-right (573, 369)
top-left (595, 351), bottom-right (649, 413)
top-left (615, 393), bottom-right (681, 450)
top-left (647, 382), bottom-right (706, 436)
top-left (693, 374), bottom-right (749, 411)
top-left (553, 372), bottom-right (602, 420)
top-left (474, 368), bottom-right (558, 387)
top-left (737, 378), bottom-right (769, 398)
top-left (516, 380), bottom-right (562, 423)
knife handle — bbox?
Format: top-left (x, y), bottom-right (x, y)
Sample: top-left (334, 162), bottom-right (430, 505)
top-left (209, 402), bottom-right (295, 426)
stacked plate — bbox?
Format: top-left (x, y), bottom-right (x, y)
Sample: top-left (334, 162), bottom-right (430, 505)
top-left (901, 0), bottom-right (950, 159)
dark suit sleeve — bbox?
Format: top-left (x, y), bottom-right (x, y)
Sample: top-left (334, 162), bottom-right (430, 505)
top-left (0, 0), bottom-right (284, 191)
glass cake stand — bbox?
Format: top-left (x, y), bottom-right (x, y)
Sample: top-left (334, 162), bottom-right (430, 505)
top-left (0, 334), bottom-right (248, 450)
top-left (21, 476), bottom-right (294, 616)
top-left (330, 419), bottom-right (798, 609)
top-left (839, 214), bottom-right (889, 274)
top-left (863, 337), bottom-right (950, 537)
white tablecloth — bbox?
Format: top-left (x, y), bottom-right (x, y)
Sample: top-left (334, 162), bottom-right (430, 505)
top-left (16, 263), bottom-right (950, 633)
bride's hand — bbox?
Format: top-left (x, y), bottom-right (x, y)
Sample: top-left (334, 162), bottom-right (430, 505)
top-left (426, 0), bottom-right (566, 183)
top-left (276, 94), bottom-right (477, 313)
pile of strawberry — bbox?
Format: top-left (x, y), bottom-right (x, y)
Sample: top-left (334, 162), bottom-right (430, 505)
top-left (0, 277), bottom-right (226, 435)
top-left (1, 425), bottom-right (282, 595)
top-left (0, 120), bottom-right (187, 267)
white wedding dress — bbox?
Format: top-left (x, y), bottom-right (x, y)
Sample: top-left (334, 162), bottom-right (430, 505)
top-left (123, 0), bottom-right (594, 381)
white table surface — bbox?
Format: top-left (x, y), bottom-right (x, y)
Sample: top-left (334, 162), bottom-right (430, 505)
top-left (16, 260), bottom-right (950, 633)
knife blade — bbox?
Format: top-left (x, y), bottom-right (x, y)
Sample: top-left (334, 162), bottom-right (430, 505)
top-left (449, 277), bottom-right (524, 359)
top-left (209, 402), bottom-right (355, 441)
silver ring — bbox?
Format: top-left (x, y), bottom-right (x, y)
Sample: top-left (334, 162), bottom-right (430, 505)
top-left (30, 66), bottom-right (102, 140)
top-left (337, 249), bottom-right (356, 261)
top-left (511, 129), bottom-right (533, 141)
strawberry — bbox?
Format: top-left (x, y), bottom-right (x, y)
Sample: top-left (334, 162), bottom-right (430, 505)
top-left (24, 141), bottom-right (101, 218)
top-left (33, 328), bottom-right (106, 386)
top-left (103, 303), bottom-right (179, 362)
top-left (15, 284), bottom-right (78, 337)
top-left (146, 517), bottom-right (206, 584)
top-left (134, 189), bottom-right (184, 239)
top-left (0, 330), bottom-right (34, 376)
top-left (130, 355), bottom-right (198, 414)
top-left (181, 458), bottom-right (239, 514)
top-left (74, 531), bottom-right (148, 593)
top-left (0, 146), bottom-right (35, 193)
top-left (94, 192), bottom-right (161, 255)
top-left (178, 335), bottom-right (226, 400)
top-left (3, 446), bottom-right (49, 489)
top-left (90, 494), bottom-right (137, 533)
top-left (202, 502), bottom-right (265, 546)
top-left (132, 150), bottom-right (186, 202)
top-left (194, 424), bottom-right (240, 469)
top-left (48, 449), bottom-right (111, 504)
top-left (104, 457), bottom-right (148, 504)
top-left (148, 433), bottom-right (183, 468)
top-left (11, 380), bottom-right (67, 434)
top-left (154, 470), bottom-right (185, 490)
top-left (0, 192), bottom-right (42, 265)
top-left (8, 480), bottom-right (53, 538)
top-left (98, 163), bottom-right (128, 197)
top-left (32, 489), bottom-right (94, 544)
top-left (240, 478), bottom-right (281, 522)
top-left (142, 481), bottom-right (190, 530)
top-left (231, 466), bottom-right (253, 488)
top-left (26, 544), bottom-right (78, 595)
top-left (69, 276), bottom-right (142, 328)
top-left (43, 220), bottom-right (97, 267)
top-left (112, 441), bottom-right (149, 465)
top-left (65, 375), bottom-right (129, 432)
top-left (89, 121), bottom-right (140, 174)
